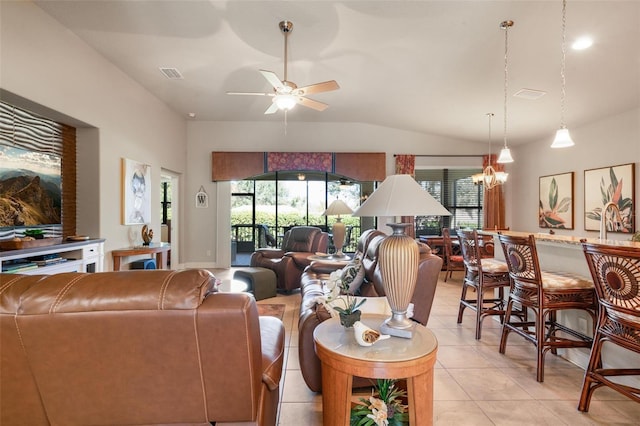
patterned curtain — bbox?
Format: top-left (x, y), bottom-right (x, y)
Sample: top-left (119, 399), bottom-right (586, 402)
top-left (395, 155), bottom-right (416, 238)
top-left (482, 154), bottom-right (507, 230)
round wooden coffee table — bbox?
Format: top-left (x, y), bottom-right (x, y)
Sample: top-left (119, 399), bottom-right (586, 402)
top-left (313, 315), bottom-right (438, 426)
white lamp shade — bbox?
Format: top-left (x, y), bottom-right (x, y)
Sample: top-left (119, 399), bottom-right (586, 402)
top-left (497, 147), bottom-right (514, 163)
top-left (551, 127), bottom-right (575, 148)
top-left (352, 174), bottom-right (451, 217)
top-left (322, 199), bottom-right (354, 217)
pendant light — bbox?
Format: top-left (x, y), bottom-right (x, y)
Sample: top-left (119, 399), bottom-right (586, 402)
top-left (472, 113), bottom-right (508, 189)
top-left (551, 0), bottom-right (575, 148)
top-left (497, 20), bottom-right (515, 164)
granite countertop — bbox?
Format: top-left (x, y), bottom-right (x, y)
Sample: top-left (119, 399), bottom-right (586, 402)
top-left (480, 230), bottom-right (640, 249)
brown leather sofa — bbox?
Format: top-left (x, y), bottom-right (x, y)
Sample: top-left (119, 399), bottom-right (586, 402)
top-left (298, 229), bottom-right (443, 392)
top-left (250, 226), bottom-right (329, 291)
top-left (0, 269), bottom-right (285, 426)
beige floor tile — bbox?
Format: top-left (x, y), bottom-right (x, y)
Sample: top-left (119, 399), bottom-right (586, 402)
top-left (434, 400), bottom-right (494, 425)
top-left (281, 369), bottom-right (321, 403)
top-left (286, 346), bottom-right (300, 370)
top-left (447, 368), bottom-right (532, 401)
top-left (277, 401), bottom-right (323, 426)
top-left (433, 369), bottom-right (471, 401)
top-left (476, 400), bottom-right (565, 425)
top-left (540, 399), bottom-right (638, 425)
top-left (436, 345), bottom-right (496, 369)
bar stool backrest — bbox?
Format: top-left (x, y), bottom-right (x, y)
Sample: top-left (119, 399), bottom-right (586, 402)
top-left (457, 229), bottom-right (481, 271)
top-left (498, 234), bottom-right (543, 288)
top-left (582, 242), bottom-right (640, 320)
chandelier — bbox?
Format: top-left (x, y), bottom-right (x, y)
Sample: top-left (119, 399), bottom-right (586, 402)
top-left (472, 113), bottom-right (508, 189)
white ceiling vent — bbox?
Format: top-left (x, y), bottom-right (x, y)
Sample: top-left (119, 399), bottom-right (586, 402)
top-left (514, 88), bottom-right (546, 100)
top-left (159, 67), bottom-right (184, 80)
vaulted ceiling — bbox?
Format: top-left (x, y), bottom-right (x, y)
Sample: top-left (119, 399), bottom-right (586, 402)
top-left (34, 1), bottom-right (640, 145)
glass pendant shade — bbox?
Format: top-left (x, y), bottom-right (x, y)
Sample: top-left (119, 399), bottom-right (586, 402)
top-left (551, 127), bottom-right (575, 148)
top-left (497, 147), bottom-right (514, 163)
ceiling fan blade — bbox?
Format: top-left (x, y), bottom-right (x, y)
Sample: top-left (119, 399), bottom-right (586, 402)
top-left (264, 102), bottom-right (280, 115)
top-left (297, 96), bottom-right (329, 112)
top-left (295, 80), bottom-right (340, 96)
top-left (259, 70), bottom-right (284, 91)
top-left (226, 91), bottom-right (274, 96)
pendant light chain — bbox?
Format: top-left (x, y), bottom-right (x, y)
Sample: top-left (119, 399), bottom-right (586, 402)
top-left (497, 20), bottom-right (514, 163)
top-left (503, 23), bottom-right (509, 149)
top-left (559, 0), bottom-right (567, 128)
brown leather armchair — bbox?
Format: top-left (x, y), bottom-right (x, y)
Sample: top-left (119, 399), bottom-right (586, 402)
top-left (250, 226), bottom-right (329, 291)
top-left (1, 269), bottom-right (285, 426)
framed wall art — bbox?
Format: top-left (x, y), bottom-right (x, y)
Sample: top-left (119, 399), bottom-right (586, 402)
top-left (122, 158), bottom-right (151, 225)
top-left (539, 172), bottom-right (574, 229)
top-left (584, 163), bottom-right (635, 233)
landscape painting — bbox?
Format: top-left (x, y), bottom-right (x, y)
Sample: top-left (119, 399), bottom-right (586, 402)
top-left (0, 145), bottom-right (62, 227)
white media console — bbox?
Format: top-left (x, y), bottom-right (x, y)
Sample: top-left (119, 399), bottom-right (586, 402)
top-left (0, 239), bottom-right (105, 275)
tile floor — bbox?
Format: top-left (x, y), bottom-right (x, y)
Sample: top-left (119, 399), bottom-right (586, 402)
top-left (213, 268), bottom-right (640, 425)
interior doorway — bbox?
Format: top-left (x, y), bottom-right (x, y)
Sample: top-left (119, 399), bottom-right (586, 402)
top-left (161, 170), bottom-right (179, 268)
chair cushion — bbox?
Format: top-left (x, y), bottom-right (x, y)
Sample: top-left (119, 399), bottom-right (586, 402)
top-left (481, 258), bottom-right (509, 274)
top-left (541, 271), bottom-right (594, 289)
top-left (450, 255), bottom-right (463, 262)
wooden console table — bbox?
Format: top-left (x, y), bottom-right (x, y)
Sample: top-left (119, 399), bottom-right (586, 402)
top-left (112, 243), bottom-right (170, 271)
top-left (314, 315), bottom-right (438, 425)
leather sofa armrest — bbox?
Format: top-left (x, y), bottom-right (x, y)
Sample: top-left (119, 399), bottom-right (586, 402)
top-left (286, 251), bottom-right (315, 269)
top-left (306, 261), bottom-right (343, 276)
top-left (253, 248), bottom-right (286, 260)
top-left (259, 316), bottom-right (285, 391)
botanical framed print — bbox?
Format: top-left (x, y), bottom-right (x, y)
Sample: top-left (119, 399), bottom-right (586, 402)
top-left (539, 172), bottom-right (574, 229)
top-left (122, 158), bottom-right (151, 225)
top-left (584, 163), bottom-right (635, 233)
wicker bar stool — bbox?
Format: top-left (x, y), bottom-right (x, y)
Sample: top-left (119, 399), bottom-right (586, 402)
top-left (579, 241), bottom-right (640, 411)
top-left (498, 233), bottom-right (597, 382)
top-left (442, 227), bottom-right (464, 282)
top-left (456, 229), bottom-right (511, 339)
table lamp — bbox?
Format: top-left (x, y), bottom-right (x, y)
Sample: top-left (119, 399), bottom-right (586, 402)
top-left (322, 199), bottom-right (354, 259)
top-left (352, 174), bottom-right (451, 338)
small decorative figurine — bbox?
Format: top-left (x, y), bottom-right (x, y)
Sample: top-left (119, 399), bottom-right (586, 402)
top-left (141, 225), bottom-right (153, 246)
top-left (353, 321), bottom-right (391, 347)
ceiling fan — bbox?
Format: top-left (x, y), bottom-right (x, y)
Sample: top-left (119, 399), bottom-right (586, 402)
top-left (226, 20), bottom-right (339, 114)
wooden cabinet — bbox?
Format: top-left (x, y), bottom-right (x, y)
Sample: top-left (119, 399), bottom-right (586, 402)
top-left (0, 239), bottom-right (105, 275)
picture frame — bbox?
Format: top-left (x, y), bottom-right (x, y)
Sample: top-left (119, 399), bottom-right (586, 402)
top-left (584, 163), bottom-right (635, 233)
top-left (539, 172), bottom-right (574, 229)
top-left (122, 158), bottom-right (151, 225)
top-left (195, 186), bottom-right (209, 208)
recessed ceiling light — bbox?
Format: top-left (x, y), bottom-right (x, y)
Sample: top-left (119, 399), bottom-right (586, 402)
top-left (572, 36), bottom-right (593, 50)
top-left (188, 112), bottom-right (196, 118)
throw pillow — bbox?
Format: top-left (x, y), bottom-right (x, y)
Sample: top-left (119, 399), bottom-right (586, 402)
top-left (340, 258), bottom-right (365, 295)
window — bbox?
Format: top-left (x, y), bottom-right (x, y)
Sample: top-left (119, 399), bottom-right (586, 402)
top-left (415, 169), bottom-right (483, 235)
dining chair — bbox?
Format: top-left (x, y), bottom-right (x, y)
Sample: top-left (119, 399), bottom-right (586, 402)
top-left (578, 241), bottom-right (640, 411)
top-left (442, 228), bottom-right (464, 282)
top-left (456, 229), bottom-right (512, 339)
top-left (498, 233), bottom-right (598, 382)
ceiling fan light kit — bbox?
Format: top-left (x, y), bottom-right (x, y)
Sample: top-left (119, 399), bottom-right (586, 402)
top-left (226, 20), bottom-right (339, 115)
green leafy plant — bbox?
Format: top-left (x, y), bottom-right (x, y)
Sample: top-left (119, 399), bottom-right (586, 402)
top-left (539, 177), bottom-right (571, 229)
top-left (350, 379), bottom-right (409, 426)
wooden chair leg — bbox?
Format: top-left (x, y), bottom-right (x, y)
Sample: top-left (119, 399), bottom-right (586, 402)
top-left (475, 286), bottom-right (484, 340)
top-left (536, 308), bottom-right (545, 382)
top-left (499, 298), bottom-right (514, 354)
top-left (457, 283), bottom-right (469, 324)
top-left (578, 331), bottom-right (604, 412)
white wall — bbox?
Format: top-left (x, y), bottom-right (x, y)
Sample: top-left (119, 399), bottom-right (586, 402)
top-left (0, 2), bottom-right (187, 269)
top-left (507, 108), bottom-right (640, 240)
top-left (185, 120), bottom-right (483, 267)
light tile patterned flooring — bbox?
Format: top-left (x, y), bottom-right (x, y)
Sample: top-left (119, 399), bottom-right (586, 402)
top-left (213, 268), bottom-right (640, 425)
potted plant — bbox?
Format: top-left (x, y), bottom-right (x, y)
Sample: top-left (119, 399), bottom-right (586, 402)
top-left (350, 379), bottom-right (409, 426)
top-left (319, 264), bottom-right (366, 328)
